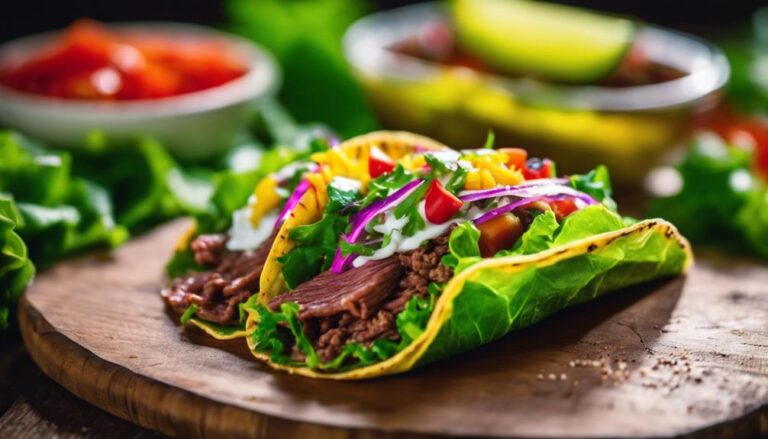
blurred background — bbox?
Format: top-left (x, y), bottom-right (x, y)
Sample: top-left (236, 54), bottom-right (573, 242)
top-left (0, 0), bottom-right (766, 41)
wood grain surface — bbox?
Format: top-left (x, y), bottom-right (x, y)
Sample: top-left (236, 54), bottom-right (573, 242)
top-left (17, 219), bottom-right (768, 438)
top-left (0, 342), bottom-right (164, 439)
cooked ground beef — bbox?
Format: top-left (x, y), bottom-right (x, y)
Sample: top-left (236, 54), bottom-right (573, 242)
top-left (272, 232), bottom-right (453, 363)
top-left (162, 231), bottom-right (275, 325)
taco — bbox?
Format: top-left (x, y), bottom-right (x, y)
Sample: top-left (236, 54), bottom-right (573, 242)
top-left (245, 142), bottom-right (692, 378)
top-left (161, 131), bottom-right (449, 339)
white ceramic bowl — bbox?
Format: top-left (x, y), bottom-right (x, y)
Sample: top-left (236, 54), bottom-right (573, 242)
top-left (0, 23), bottom-right (280, 160)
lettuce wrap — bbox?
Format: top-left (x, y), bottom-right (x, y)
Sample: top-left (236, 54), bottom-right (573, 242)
top-left (164, 131), bottom-right (448, 339)
top-left (245, 140), bottom-right (692, 379)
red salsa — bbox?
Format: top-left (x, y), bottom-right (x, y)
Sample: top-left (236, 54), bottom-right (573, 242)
top-left (0, 20), bottom-right (248, 100)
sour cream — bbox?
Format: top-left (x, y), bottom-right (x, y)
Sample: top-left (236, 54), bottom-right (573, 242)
top-left (352, 201), bottom-right (463, 268)
top-left (227, 199), bottom-right (278, 251)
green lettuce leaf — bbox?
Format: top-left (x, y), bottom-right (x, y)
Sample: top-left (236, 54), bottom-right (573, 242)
top-left (508, 209), bottom-right (560, 255)
top-left (448, 205), bottom-right (626, 272)
top-left (569, 165), bottom-right (617, 211)
top-left (418, 219), bottom-right (689, 366)
top-left (441, 221), bottom-right (482, 273)
top-left (0, 193), bottom-right (35, 331)
top-left (648, 133), bottom-right (767, 257)
top-left (0, 131), bottom-right (130, 266)
top-left (249, 284), bottom-right (441, 371)
top-left (553, 205), bottom-right (625, 245)
top-left (735, 185), bottom-right (768, 258)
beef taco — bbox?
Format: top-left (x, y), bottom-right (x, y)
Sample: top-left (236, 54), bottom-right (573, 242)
top-left (245, 143), bottom-right (693, 378)
top-left (162, 131), bottom-right (449, 339)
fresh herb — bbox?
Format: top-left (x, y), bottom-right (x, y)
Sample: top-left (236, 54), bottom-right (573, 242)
top-left (444, 166), bottom-right (469, 194)
top-left (179, 304), bottom-right (198, 325)
top-left (393, 180), bottom-right (430, 237)
top-left (483, 130), bottom-right (496, 149)
top-left (424, 153), bottom-right (452, 176)
top-left (361, 164), bottom-right (415, 207)
top-left (278, 183), bottom-right (361, 288)
top-left (340, 240), bottom-right (375, 257)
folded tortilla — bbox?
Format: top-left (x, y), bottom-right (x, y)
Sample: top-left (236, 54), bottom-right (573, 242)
top-left (246, 206), bottom-right (692, 378)
top-left (169, 131), bottom-right (449, 339)
top-left (258, 131), bottom-right (450, 304)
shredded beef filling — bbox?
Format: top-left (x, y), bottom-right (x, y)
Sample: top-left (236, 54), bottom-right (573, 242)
top-left (268, 232), bottom-right (453, 363)
top-left (162, 231), bottom-right (276, 325)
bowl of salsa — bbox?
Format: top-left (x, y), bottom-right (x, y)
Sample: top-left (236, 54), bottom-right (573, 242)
top-left (0, 20), bottom-right (279, 160)
top-left (343, 2), bottom-right (729, 187)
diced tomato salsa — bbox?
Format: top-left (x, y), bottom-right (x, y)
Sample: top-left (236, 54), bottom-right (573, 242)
top-left (0, 20), bottom-right (248, 101)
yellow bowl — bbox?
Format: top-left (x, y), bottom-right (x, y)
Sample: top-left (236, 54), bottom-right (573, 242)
top-left (343, 3), bottom-right (729, 187)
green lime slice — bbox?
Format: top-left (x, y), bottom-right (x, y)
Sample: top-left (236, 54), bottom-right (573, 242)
top-left (451, 0), bottom-right (636, 83)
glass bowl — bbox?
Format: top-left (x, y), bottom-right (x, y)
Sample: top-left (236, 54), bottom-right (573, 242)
top-left (344, 3), bottom-right (730, 187)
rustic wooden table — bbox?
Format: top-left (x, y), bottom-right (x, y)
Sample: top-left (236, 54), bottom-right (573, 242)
top-left (0, 341), bottom-right (163, 438)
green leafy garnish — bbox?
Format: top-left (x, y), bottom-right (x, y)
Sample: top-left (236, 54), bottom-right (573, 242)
top-left (569, 165), bottom-right (617, 212)
top-left (483, 130), bottom-right (496, 149)
top-left (180, 304), bottom-right (198, 325)
top-left (441, 221), bottom-right (482, 273)
top-left (649, 133), bottom-right (768, 258)
top-left (361, 165), bottom-right (415, 207)
top-left (278, 182), bottom-right (361, 288)
top-left (340, 240), bottom-right (375, 257)
top-left (444, 166), bottom-right (469, 194)
top-left (0, 193), bottom-right (35, 331)
top-left (393, 180), bottom-right (430, 237)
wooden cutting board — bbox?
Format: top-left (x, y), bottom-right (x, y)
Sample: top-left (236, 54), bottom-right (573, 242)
top-left (18, 219), bottom-right (768, 439)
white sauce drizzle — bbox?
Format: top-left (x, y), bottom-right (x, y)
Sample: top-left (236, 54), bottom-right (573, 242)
top-left (330, 176), bottom-right (362, 193)
top-left (352, 201), bottom-right (464, 268)
top-left (227, 200), bottom-right (278, 252)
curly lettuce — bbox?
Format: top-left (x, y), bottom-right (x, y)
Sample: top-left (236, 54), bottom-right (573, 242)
top-left (0, 194), bottom-right (35, 331)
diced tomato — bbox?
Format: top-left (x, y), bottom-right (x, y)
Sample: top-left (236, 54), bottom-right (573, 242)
top-left (523, 158), bottom-right (554, 180)
top-left (499, 148), bottom-right (527, 170)
top-left (368, 146), bottom-right (396, 178)
top-left (424, 179), bottom-right (463, 224)
top-left (549, 198), bottom-right (579, 219)
top-left (0, 19), bottom-right (247, 101)
top-left (477, 213), bottom-right (524, 257)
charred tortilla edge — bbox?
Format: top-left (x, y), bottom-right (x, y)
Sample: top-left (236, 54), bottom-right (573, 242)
top-left (245, 219), bottom-right (693, 379)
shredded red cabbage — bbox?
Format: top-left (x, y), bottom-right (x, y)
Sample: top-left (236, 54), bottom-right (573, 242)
top-left (459, 179), bottom-right (589, 203)
top-left (473, 194), bottom-right (594, 224)
top-left (330, 178), bottom-right (425, 273)
top-left (274, 178), bottom-right (311, 231)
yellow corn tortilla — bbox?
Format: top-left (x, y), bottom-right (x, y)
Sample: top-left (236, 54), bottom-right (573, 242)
top-left (246, 217), bottom-right (692, 379)
top-left (173, 131), bottom-right (450, 339)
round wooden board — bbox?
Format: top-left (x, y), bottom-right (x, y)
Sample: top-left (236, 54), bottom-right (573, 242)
top-left (18, 219), bottom-right (768, 439)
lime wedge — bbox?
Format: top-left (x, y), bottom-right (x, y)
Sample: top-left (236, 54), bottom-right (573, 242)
top-left (451, 0), bottom-right (635, 83)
